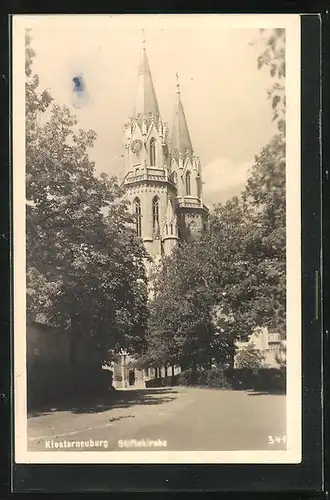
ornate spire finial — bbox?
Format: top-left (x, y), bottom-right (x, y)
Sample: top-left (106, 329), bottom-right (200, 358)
top-left (175, 72), bottom-right (180, 93)
top-left (142, 29), bottom-right (146, 50)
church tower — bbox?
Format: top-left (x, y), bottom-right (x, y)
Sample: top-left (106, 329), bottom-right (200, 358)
top-left (122, 41), bottom-right (179, 270)
top-left (170, 76), bottom-right (208, 240)
top-left (115, 38), bottom-right (210, 388)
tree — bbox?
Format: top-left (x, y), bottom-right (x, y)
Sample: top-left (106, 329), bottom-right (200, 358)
top-left (145, 140), bottom-right (286, 370)
top-left (235, 343), bottom-right (265, 372)
top-left (145, 232), bottom-right (238, 371)
top-left (142, 29), bottom-right (287, 371)
top-left (201, 132), bottom-right (285, 339)
top-left (242, 134), bottom-right (286, 335)
top-left (255, 28), bottom-right (286, 134)
top-left (26, 31), bottom-right (149, 364)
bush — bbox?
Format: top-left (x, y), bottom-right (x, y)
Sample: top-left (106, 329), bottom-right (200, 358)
top-left (254, 367), bottom-right (286, 391)
top-left (235, 343), bottom-right (265, 372)
top-left (144, 367), bottom-right (285, 392)
top-left (177, 370), bottom-right (193, 386)
top-left (224, 367), bottom-right (286, 392)
top-left (224, 368), bottom-right (256, 390)
top-left (145, 378), bottom-right (161, 388)
top-left (145, 375), bottom-right (179, 388)
top-left (176, 369), bottom-right (229, 388)
top-left (207, 368), bottom-right (231, 388)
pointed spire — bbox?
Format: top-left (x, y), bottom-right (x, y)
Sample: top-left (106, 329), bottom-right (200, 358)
top-left (171, 74), bottom-right (193, 160)
top-left (133, 33), bottom-right (160, 121)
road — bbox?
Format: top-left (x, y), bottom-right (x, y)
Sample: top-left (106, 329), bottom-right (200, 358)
top-left (28, 386), bottom-right (286, 452)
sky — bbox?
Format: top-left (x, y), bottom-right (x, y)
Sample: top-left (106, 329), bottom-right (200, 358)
top-left (29, 15), bottom-right (278, 207)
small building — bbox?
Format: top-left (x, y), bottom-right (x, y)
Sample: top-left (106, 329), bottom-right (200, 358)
top-left (111, 352), bottom-right (181, 389)
top-left (235, 327), bottom-right (285, 368)
top-left (27, 321), bottom-right (111, 409)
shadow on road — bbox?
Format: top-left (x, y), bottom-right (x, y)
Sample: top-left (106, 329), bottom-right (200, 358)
top-left (28, 388), bottom-right (179, 418)
top-left (246, 389), bottom-right (286, 396)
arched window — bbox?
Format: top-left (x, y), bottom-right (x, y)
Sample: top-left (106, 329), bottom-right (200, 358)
top-left (133, 198), bottom-right (142, 237)
top-left (150, 138), bottom-right (156, 166)
top-left (152, 196), bottom-right (159, 231)
top-left (185, 171), bottom-right (191, 195)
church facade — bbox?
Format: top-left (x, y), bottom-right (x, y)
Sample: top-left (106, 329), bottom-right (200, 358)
top-left (112, 42), bottom-right (208, 388)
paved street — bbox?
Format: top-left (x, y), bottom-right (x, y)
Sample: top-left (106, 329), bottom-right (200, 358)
top-left (28, 387), bottom-right (286, 451)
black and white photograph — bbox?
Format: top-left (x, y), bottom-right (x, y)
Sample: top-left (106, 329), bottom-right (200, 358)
top-left (13, 14), bottom-right (301, 464)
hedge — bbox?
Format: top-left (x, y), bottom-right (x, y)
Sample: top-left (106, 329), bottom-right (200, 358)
top-left (145, 367), bottom-right (285, 392)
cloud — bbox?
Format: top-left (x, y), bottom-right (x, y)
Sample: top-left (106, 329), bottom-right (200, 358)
top-left (202, 157), bottom-right (252, 207)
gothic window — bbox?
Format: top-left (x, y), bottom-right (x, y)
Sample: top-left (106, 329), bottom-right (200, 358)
top-left (185, 171), bottom-right (191, 195)
top-left (152, 196), bottom-right (159, 231)
top-left (133, 198), bottom-right (141, 237)
top-left (150, 138), bottom-right (156, 166)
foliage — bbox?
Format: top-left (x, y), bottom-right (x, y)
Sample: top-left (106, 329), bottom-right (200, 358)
top-left (145, 127), bottom-right (286, 368)
top-left (26, 31), bottom-right (149, 363)
top-left (242, 134), bottom-right (286, 334)
top-left (144, 368), bottom-right (230, 389)
top-left (145, 237), bottom-right (236, 371)
top-left (145, 367), bottom-right (285, 392)
top-left (256, 28), bottom-right (286, 134)
top-left (235, 343), bottom-right (265, 372)
top-left (134, 27), bottom-right (286, 372)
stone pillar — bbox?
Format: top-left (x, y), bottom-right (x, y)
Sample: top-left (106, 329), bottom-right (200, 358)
top-left (121, 354), bottom-right (127, 388)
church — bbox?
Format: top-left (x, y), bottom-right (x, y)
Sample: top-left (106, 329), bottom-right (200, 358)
top-left (112, 40), bottom-right (209, 388)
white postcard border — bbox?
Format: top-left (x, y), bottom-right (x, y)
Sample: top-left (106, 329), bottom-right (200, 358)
top-left (13, 13), bottom-right (301, 464)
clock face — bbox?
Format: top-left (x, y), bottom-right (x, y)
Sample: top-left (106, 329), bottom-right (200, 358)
top-left (131, 140), bottom-right (143, 154)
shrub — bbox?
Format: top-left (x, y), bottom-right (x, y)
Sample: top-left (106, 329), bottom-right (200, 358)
top-left (224, 367), bottom-right (286, 392)
top-left (145, 375), bottom-right (179, 388)
top-left (144, 367), bottom-right (285, 392)
top-left (176, 370), bottom-right (191, 386)
top-left (224, 368), bottom-right (256, 390)
top-left (177, 369), bottom-right (201, 386)
top-left (145, 378), bottom-right (161, 388)
top-left (254, 367), bottom-right (286, 391)
top-left (207, 367), bottom-right (231, 388)
top-left (235, 343), bottom-right (265, 372)
top-left (197, 370), bottom-right (208, 386)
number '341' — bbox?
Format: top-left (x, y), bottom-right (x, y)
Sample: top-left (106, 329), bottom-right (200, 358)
top-left (268, 435), bottom-right (286, 445)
